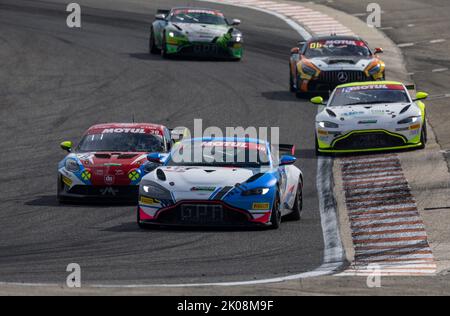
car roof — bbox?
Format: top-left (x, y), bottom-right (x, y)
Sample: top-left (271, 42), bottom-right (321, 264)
top-left (336, 81), bottom-right (405, 89)
top-left (308, 35), bottom-right (364, 42)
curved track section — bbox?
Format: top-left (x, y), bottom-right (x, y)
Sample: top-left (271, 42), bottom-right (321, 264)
top-left (0, 0), bottom-right (324, 285)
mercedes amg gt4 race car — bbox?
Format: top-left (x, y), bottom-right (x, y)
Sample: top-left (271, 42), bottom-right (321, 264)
top-left (149, 7), bottom-right (243, 60)
top-left (312, 81), bottom-right (429, 154)
top-left (290, 36), bottom-right (385, 96)
top-left (137, 138), bottom-right (303, 229)
top-left (57, 123), bottom-right (175, 202)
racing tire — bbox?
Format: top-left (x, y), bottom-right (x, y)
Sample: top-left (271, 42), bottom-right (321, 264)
top-left (57, 177), bottom-right (68, 204)
top-left (161, 34), bottom-right (169, 59)
top-left (289, 71), bottom-right (296, 93)
top-left (149, 27), bottom-right (160, 55)
top-left (419, 120), bottom-right (428, 149)
top-left (284, 183), bottom-right (303, 221)
top-left (269, 193), bottom-right (282, 229)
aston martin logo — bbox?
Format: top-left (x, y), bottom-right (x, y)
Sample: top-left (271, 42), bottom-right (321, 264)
top-left (100, 187), bottom-right (119, 196)
top-left (337, 72), bottom-right (349, 83)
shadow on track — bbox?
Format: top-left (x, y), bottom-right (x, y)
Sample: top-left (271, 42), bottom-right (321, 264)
top-left (25, 195), bottom-right (136, 208)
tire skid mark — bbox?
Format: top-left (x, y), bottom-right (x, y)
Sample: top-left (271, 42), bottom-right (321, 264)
top-left (338, 154), bottom-right (436, 276)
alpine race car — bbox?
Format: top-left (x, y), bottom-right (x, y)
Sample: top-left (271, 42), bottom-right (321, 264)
top-left (289, 35), bottom-right (385, 96)
top-left (137, 138), bottom-right (303, 229)
top-left (57, 123), bottom-right (175, 203)
top-left (149, 7), bottom-right (243, 60)
top-left (312, 81), bottom-right (429, 154)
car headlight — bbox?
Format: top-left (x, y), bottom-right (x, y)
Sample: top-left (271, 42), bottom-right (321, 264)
top-left (241, 188), bottom-right (270, 196)
top-left (168, 30), bottom-right (185, 38)
top-left (301, 63), bottom-right (318, 76)
top-left (142, 182), bottom-right (167, 195)
top-left (318, 121), bottom-right (339, 129)
top-left (398, 116), bottom-right (420, 124)
top-left (65, 159), bottom-right (80, 173)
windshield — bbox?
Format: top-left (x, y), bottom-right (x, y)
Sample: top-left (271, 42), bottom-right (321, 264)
top-left (304, 39), bottom-right (371, 58)
top-left (330, 84), bottom-right (410, 107)
top-left (169, 9), bottom-right (227, 25)
top-left (166, 141), bottom-right (270, 168)
top-left (77, 133), bottom-right (165, 153)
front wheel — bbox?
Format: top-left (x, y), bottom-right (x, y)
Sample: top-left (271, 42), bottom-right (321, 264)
top-left (149, 27), bottom-right (160, 55)
top-left (269, 194), bottom-right (282, 229)
top-left (161, 34), bottom-right (169, 59)
top-left (285, 183), bottom-right (303, 221)
top-left (419, 120), bottom-right (428, 149)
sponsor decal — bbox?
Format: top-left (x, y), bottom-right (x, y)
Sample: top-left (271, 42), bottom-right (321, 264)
top-left (104, 175), bottom-right (114, 185)
top-left (102, 128), bottom-right (146, 134)
top-left (342, 84), bottom-right (404, 93)
top-left (190, 186), bottom-right (216, 192)
top-left (252, 203), bottom-right (270, 210)
top-left (342, 111), bottom-right (365, 117)
top-left (128, 170), bottom-right (140, 181)
top-left (81, 170), bottom-right (91, 181)
top-left (140, 197), bottom-right (160, 205)
top-left (173, 9), bottom-right (224, 17)
top-left (62, 175), bottom-right (73, 187)
top-left (202, 141), bottom-right (267, 152)
top-left (309, 40), bottom-right (366, 49)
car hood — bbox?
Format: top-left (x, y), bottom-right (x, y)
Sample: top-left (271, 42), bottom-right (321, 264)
top-left (73, 152), bottom-right (148, 185)
top-left (309, 56), bottom-right (374, 71)
top-left (319, 102), bottom-right (419, 123)
top-left (170, 23), bottom-right (230, 42)
top-left (143, 166), bottom-right (257, 200)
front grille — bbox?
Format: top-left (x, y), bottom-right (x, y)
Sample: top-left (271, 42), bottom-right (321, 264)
top-left (180, 44), bottom-right (228, 57)
top-left (318, 70), bottom-right (369, 84)
top-left (68, 185), bottom-right (139, 198)
top-left (333, 132), bottom-right (406, 150)
top-left (156, 203), bottom-right (250, 225)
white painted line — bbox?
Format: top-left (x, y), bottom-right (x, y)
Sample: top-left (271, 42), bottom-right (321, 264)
top-left (429, 39), bottom-right (446, 44)
top-left (398, 42), bottom-right (415, 48)
top-left (432, 68), bottom-right (449, 73)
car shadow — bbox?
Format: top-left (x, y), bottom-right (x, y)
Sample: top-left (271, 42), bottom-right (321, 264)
top-left (25, 195), bottom-right (136, 208)
top-left (128, 52), bottom-right (238, 63)
top-left (103, 222), bottom-right (267, 233)
top-left (261, 91), bottom-right (299, 102)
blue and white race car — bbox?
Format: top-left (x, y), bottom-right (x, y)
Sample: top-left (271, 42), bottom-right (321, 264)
top-left (137, 138), bottom-right (303, 229)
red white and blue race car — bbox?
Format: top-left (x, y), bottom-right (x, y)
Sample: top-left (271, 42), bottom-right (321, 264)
top-left (57, 123), bottom-right (174, 203)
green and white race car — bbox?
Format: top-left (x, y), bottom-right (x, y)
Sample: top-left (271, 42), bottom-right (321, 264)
top-left (149, 7), bottom-right (243, 60)
top-left (311, 81), bottom-right (429, 154)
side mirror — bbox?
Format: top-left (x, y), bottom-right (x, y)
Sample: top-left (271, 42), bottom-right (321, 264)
top-left (311, 96), bottom-right (325, 105)
top-left (155, 13), bottom-right (166, 21)
top-left (374, 47), bottom-right (384, 54)
top-left (60, 141), bottom-right (72, 152)
top-left (280, 155), bottom-right (297, 166)
top-left (414, 92), bottom-right (429, 101)
top-left (147, 153), bottom-right (164, 164)
top-left (231, 19), bottom-right (241, 26)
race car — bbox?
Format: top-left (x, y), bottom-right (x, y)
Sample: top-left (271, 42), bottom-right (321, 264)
top-left (149, 7), bottom-right (243, 60)
top-left (137, 138), bottom-right (303, 229)
top-left (289, 35), bottom-right (385, 96)
top-left (311, 81), bottom-right (429, 154)
top-left (57, 123), bottom-right (174, 203)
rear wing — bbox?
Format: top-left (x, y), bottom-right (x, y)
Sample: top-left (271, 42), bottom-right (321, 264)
top-left (277, 144), bottom-right (296, 156)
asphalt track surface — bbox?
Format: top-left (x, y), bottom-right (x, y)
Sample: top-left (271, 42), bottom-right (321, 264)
top-left (0, 0), bottom-right (325, 284)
